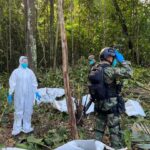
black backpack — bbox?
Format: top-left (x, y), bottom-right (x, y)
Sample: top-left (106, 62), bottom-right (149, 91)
top-left (88, 63), bottom-right (109, 101)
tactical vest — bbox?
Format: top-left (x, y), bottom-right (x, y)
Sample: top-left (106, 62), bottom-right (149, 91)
top-left (88, 63), bottom-right (121, 101)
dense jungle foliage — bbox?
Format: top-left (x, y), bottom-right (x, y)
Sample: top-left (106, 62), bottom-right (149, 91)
top-left (0, 0), bottom-right (150, 149)
top-left (0, 0), bottom-right (150, 72)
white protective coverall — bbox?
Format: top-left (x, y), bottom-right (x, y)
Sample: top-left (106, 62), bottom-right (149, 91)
top-left (9, 56), bottom-right (38, 135)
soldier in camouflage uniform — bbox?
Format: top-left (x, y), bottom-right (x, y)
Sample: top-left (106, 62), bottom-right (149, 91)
top-left (94, 47), bottom-right (132, 149)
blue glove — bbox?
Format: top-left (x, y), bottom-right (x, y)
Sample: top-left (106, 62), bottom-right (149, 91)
top-left (35, 92), bottom-right (41, 101)
top-left (7, 95), bottom-right (13, 104)
top-left (115, 50), bottom-right (125, 63)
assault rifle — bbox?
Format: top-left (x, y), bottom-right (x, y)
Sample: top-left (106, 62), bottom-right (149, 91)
top-left (77, 97), bottom-right (93, 125)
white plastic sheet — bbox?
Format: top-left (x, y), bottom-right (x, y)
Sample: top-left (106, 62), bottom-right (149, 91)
top-left (82, 97), bottom-right (146, 117)
top-left (36, 88), bottom-right (146, 117)
top-left (54, 140), bottom-right (114, 150)
top-left (36, 88), bottom-right (91, 113)
top-left (52, 97), bottom-right (76, 112)
top-left (82, 94), bottom-right (94, 114)
top-left (125, 99), bottom-right (146, 117)
top-left (36, 88), bottom-right (65, 104)
top-left (36, 88), bottom-right (76, 112)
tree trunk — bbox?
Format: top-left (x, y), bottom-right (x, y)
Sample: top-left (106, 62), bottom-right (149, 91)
top-left (9, 0), bottom-right (12, 60)
top-left (70, 0), bottom-right (74, 66)
top-left (53, 12), bottom-right (59, 70)
top-left (36, 0), bottom-right (47, 67)
top-left (58, 0), bottom-right (78, 139)
top-left (135, 3), bottom-right (140, 65)
top-left (112, 0), bottom-right (133, 50)
top-left (102, 0), bottom-right (106, 47)
top-left (78, 0), bottom-right (81, 60)
top-left (24, 0), bottom-right (37, 72)
top-left (50, 0), bottom-right (54, 68)
top-left (8, 0), bottom-right (12, 71)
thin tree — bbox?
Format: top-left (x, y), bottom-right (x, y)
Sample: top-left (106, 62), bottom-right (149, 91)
top-left (9, 0), bottom-right (12, 61)
top-left (53, 4), bottom-right (59, 70)
top-left (102, 0), bottom-right (106, 47)
top-left (37, 0), bottom-right (47, 67)
top-left (24, 0), bottom-right (37, 71)
top-left (70, 0), bottom-right (74, 65)
top-left (8, 0), bottom-right (12, 72)
top-left (49, 0), bottom-right (54, 68)
top-left (58, 0), bottom-right (78, 139)
top-left (112, 0), bottom-right (133, 50)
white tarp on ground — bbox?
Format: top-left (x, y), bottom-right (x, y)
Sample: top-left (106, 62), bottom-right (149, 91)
top-left (54, 140), bottom-right (114, 150)
top-left (36, 88), bottom-right (92, 113)
top-left (82, 94), bottom-right (94, 114)
top-left (36, 88), bottom-right (76, 112)
top-left (83, 97), bottom-right (146, 117)
top-left (36, 88), bottom-right (65, 104)
top-left (52, 97), bottom-right (76, 112)
top-left (36, 88), bottom-right (146, 116)
top-left (125, 99), bottom-right (146, 117)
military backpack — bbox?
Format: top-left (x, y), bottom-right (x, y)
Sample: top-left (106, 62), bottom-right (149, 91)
top-left (88, 63), bottom-right (109, 101)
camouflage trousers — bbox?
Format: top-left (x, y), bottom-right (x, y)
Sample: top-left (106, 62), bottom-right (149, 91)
top-left (95, 112), bottom-right (124, 149)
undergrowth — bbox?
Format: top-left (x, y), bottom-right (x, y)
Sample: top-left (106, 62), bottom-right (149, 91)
top-left (0, 61), bottom-right (150, 149)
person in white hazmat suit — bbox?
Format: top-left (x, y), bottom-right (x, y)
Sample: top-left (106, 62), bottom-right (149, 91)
top-left (8, 56), bottom-right (41, 136)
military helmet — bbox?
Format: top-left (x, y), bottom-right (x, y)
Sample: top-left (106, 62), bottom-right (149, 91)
top-left (99, 47), bottom-right (115, 60)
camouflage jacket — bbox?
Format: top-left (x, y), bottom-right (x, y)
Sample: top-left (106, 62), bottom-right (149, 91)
top-left (95, 60), bottom-right (133, 112)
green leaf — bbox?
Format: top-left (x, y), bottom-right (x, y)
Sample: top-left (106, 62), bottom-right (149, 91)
top-left (132, 132), bottom-right (150, 142)
top-left (136, 144), bottom-right (150, 150)
top-left (27, 135), bottom-right (43, 144)
top-left (15, 143), bottom-right (29, 149)
top-left (0, 144), bottom-right (5, 148)
top-left (27, 135), bottom-right (51, 150)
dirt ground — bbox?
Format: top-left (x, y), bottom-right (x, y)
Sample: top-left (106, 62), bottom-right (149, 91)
top-left (0, 87), bottom-right (150, 149)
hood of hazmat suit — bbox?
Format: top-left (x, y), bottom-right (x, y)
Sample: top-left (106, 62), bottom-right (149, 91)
top-left (9, 56), bottom-right (38, 135)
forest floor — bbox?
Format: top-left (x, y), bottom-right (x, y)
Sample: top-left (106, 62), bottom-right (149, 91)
top-left (0, 86), bottom-right (150, 150)
top-left (0, 67), bottom-right (150, 149)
